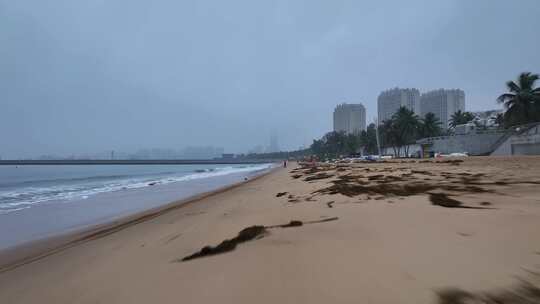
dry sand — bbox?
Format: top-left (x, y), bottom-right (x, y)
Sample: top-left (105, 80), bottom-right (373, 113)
top-left (1, 156), bottom-right (540, 303)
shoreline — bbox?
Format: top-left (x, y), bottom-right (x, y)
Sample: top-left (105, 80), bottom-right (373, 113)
top-left (0, 165), bottom-right (279, 272)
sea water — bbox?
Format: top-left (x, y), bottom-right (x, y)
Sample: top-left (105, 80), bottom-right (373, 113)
top-left (0, 163), bottom-right (272, 249)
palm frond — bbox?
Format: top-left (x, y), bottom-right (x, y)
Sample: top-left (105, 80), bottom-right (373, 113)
top-left (518, 72), bottom-right (539, 90)
top-left (497, 93), bottom-right (515, 104)
top-left (499, 72), bottom-right (540, 126)
top-left (506, 81), bottom-right (520, 93)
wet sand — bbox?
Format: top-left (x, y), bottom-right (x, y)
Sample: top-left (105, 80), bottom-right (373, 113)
top-left (1, 156), bottom-right (540, 303)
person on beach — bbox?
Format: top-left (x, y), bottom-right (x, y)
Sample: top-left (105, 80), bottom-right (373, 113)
top-left (283, 160), bottom-right (287, 168)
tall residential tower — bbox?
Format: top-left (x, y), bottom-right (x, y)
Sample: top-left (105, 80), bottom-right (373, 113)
top-left (333, 103), bottom-right (366, 134)
top-left (420, 89), bottom-right (465, 129)
top-left (377, 88), bottom-right (420, 124)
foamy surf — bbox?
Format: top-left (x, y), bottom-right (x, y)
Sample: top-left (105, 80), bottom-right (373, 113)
top-left (0, 163), bottom-right (275, 249)
top-left (0, 164), bottom-right (272, 215)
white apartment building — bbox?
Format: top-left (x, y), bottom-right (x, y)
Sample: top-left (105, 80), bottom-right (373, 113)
top-left (377, 88), bottom-right (420, 124)
top-left (333, 103), bottom-right (366, 134)
top-left (420, 89), bottom-right (465, 129)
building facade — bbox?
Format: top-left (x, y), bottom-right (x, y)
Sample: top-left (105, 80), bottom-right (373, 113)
top-left (420, 89), bottom-right (465, 129)
top-left (333, 103), bottom-right (366, 134)
top-left (377, 88), bottom-right (420, 124)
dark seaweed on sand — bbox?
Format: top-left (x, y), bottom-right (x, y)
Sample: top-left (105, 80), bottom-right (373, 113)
top-left (181, 225), bottom-right (267, 261)
top-left (312, 171), bottom-right (492, 198)
top-left (437, 280), bottom-right (540, 304)
top-left (180, 218), bottom-right (338, 262)
top-left (429, 193), bottom-right (491, 209)
top-left (304, 172), bottom-right (334, 182)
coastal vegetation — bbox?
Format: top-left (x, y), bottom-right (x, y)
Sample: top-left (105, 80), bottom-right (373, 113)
top-left (380, 107), bottom-right (422, 157)
top-left (497, 72), bottom-right (540, 127)
top-left (308, 108), bottom-right (444, 159)
top-left (419, 112), bottom-right (443, 138)
top-left (449, 110), bottom-right (475, 128)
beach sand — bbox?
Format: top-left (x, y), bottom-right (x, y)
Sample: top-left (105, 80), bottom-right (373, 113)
top-left (1, 156), bottom-right (540, 303)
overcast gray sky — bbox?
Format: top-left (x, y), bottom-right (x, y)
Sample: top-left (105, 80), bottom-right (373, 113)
top-left (1, 0), bottom-right (539, 158)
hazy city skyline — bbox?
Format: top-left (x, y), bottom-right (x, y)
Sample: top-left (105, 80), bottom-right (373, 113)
top-left (1, 1), bottom-right (540, 158)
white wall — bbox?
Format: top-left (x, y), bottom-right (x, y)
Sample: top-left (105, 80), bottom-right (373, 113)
top-left (492, 124), bottom-right (540, 155)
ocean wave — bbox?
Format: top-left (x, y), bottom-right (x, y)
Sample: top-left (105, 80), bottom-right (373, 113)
top-left (0, 164), bottom-right (272, 213)
top-left (0, 171), bottom-right (179, 188)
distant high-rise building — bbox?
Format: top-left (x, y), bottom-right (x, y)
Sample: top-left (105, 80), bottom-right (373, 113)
top-left (333, 103), bottom-right (366, 134)
top-left (377, 88), bottom-right (420, 124)
top-left (420, 89), bottom-right (465, 129)
top-left (267, 135), bottom-right (279, 153)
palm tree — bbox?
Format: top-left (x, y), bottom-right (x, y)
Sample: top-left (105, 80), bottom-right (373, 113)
top-left (497, 72), bottom-right (540, 127)
top-left (494, 113), bottom-right (504, 128)
top-left (379, 119), bottom-right (399, 156)
top-left (449, 110), bottom-right (475, 128)
top-left (388, 107), bottom-right (420, 156)
top-left (322, 131), bottom-right (347, 158)
top-left (360, 123), bottom-right (378, 155)
top-left (345, 133), bottom-right (361, 155)
top-left (419, 112), bottom-right (442, 138)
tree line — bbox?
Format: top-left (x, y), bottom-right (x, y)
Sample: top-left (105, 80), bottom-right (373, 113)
top-left (310, 108), bottom-right (447, 159)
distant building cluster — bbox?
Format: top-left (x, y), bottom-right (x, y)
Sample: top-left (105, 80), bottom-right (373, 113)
top-left (333, 88), bottom-right (466, 134)
top-left (248, 135), bottom-right (281, 154)
top-left (128, 146), bottom-right (225, 159)
top-left (333, 103), bottom-right (366, 134)
top-left (471, 109), bottom-right (503, 127)
top-left (34, 146), bottom-right (226, 160)
top-left (377, 88), bottom-right (466, 129)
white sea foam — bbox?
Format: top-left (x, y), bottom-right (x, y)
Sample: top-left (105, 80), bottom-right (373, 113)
top-left (0, 164), bottom-right (272, 214)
